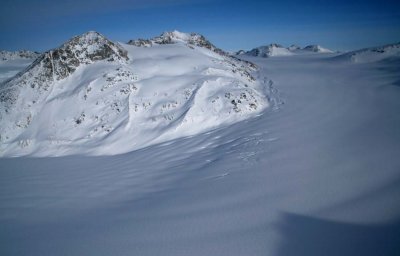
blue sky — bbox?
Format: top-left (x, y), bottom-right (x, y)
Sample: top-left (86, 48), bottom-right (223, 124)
top-left (0, 0), bottom-right (399, 52)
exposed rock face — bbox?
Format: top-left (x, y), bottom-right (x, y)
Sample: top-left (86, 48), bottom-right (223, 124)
top-left (127, 38), bottom-right (152, 47)
top-left (43, 31), bottom-right (128, 81)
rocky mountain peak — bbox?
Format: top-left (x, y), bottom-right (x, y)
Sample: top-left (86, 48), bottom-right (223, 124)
top-left (8, 31), bottom-right (128, 84)
top-left (52, 31), bottom-right (128, 67)
top-left (0, 31), bottom-right (129, 111)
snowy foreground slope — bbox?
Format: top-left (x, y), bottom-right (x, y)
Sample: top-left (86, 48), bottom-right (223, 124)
top-left (0, 31), bottom-right (268, 156)
top-left (1, 44), bottom-right (400, 255)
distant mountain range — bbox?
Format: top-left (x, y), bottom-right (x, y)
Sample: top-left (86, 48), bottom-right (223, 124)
top-left (0, 50), bottom-right (40, 61)
top-left (236, 43), bottom-right (334, 57)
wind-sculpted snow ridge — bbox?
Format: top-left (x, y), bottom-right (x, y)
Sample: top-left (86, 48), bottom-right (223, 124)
top-left (0, 50), bottom-right (40, 61)
top-left (338, 43), bottom-right (400, 63)
top-left (0, 31), bottom-right (270, 157)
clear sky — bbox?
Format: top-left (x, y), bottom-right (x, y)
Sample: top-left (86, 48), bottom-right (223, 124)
top-left (0, 0), bottom-right (399, 52)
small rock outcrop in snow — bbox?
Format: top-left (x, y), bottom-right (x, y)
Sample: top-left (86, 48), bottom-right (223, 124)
top-left (0, 31), bottom-right (270, 157)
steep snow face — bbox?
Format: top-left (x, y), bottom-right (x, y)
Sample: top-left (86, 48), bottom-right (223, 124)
top-left (303, 45), bottom-right (333, 53)
top-left (340, 43), bottom-right (400, 63)
top-left (246, 44), bottom-right (294, 57)
top-left (0, 31), bottom-right (269, 157)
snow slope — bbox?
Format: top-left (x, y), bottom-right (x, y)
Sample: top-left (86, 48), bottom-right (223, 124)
top-left (0, 31), bottom-right (269, 156)
top-left (1, 52), bottom-right (399, 256)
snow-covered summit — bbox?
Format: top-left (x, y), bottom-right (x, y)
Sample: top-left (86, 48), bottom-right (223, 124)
top-left (245, 44), bottom-right (294, 57)
top-left (128, 30), bottom-right (227, 56)
top-left (0, 50), bottom-right (40, 61)
top-left (0, 31), bottom-right (270, 157)
top-left (339, 43), bottom-right (400, 63)
top-left (303, 45), bottom-right (333, 53)
top-left (0, 31), bottom-right (128, 107)
top-left (49, 30), bottom-right (129, 72)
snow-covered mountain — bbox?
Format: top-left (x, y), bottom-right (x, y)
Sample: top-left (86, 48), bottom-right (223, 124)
top-left (244, 44), bottom-right (294, 57)
top-left (288, 44), bottom-right (301, 51)
top-left (128, 30), bottom-right (228, 56)
top-left (302, 45), bottom-right (333, 53)
top-left (240, 44), bottom-right (333, 57)
top-left (235, 49), bottom-right (246, 55)
top-left (0, 31), bottom-right (270, 156)
top-left (0, 50), bottom-right (40, 61)
top-left (339, 43), bottom-right (400, 63)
